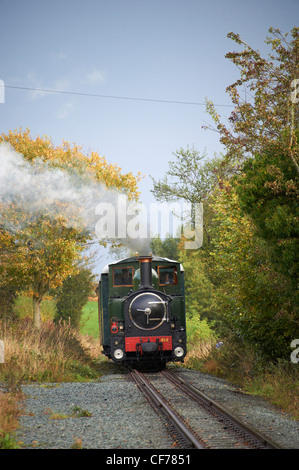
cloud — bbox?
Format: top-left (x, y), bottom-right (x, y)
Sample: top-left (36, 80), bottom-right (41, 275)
top-left (84, 68), bottom-right (106, 86)
top-left (25, 73), bottom-right (71, 101)
top-left (56, 100), bottom-right (75, 119)
top-left (21, 67), bottom-right (106, 116)
top-left (25, 72), bottom-right (49, 100)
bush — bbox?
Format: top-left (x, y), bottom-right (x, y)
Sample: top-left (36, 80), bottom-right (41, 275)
top-left (53, 268), bottom-right (94, 328)
top-left (0, 285), bottom-right (18, 321)
top-left (185, 316), bottom-right (216, 368)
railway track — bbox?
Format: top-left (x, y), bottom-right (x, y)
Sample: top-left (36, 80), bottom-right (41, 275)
top-left (129, 368), bottom-right (282, 449)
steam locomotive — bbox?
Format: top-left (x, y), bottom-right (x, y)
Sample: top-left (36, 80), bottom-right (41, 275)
top-left (98, 254), bottom-right (187, 368)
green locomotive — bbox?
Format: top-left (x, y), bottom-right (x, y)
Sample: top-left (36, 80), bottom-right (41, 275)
top-left (98, 254), bottom-right (186, 368)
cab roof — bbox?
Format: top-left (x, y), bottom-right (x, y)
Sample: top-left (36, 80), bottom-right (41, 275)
top-left (101, 255), bottom-right (184, 274)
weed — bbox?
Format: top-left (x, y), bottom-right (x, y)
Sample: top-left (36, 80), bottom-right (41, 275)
top-left (0, 391), bottom-right (22, 449)
top-left (0, 432), bottom-right (20, 449)
top-left (49, 412), bottom-right (68, 420)
top-left (71, 437), bottom-right (83, 449)
top-left (70, 406), bottom-right (92, 418)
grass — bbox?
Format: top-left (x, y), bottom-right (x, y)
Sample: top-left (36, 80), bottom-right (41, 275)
top-left (185, 335), bottom-right (299, 421)
top-left (47, 406), bottom-right (92, 420)
top-left (12, 295), bottom-right (100, 337)
top-left (0, 318), bottom-right (102, 386)
top-left (244, 361), bottom-right (299, 419)
top-left (80, 301), bottom-right (99, 338)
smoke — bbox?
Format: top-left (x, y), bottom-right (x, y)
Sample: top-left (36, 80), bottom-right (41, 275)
top-left (0, 143), bottom-right (122, 235)
top-left (0, 143), bottom-right (153, 255)
top-left (0, 143), bottom-right (203, 258)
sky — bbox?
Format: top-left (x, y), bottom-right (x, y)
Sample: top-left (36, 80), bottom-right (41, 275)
top-left (0, 0), bottom-right (298, 272)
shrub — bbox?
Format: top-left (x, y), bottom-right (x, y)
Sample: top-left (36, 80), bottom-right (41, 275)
top-left (53, 268), bottom-right (94, 328)
top-left (0, 285), bottom-right (18, 321)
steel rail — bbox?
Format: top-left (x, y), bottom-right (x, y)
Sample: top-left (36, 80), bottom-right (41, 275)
top-left (161, 369), bottom-right (282, 449)
top-left (130, 369), bottom-right (204, 449)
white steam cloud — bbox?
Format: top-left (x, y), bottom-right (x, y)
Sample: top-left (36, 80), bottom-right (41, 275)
top-left (0, 143), bottom-right (152, 255)
top-left (0, 143), bottom-right (121, 233)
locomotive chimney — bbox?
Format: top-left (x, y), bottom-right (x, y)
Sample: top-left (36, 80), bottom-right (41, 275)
top-left (139, 255), bottom-right (153, 289)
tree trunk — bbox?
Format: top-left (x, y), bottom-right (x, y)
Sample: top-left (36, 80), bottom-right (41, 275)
top-left (33, 295), bottom-right (41, 329)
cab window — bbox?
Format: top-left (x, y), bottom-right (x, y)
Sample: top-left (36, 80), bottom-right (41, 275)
top-left (158, 266), bottom-right (177, 286)
top-left (113, 267), bottom-right (133, 286)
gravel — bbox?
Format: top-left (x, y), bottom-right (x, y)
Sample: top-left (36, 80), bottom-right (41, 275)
top-left (14, 368), bottom-right (299, 449)
top-left (175, 368), bottom-right (299, 449)
top-left (15, 374), bottom-right (174, 449)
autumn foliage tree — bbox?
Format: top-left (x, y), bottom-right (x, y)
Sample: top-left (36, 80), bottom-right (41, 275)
top-left (0, 214), bottom-right (88, 329)
top-left (152, 27), bottom-right (299, 360)
top-left (0, 129), bottom-right (142, 327)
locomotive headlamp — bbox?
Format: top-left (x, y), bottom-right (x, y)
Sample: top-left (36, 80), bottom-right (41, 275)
top-left (110, 318), bottom-right (119, 333)
top-left (113, 349), bottom-right (124, 360)
top-left (174, 346), bottom-right (184, 358)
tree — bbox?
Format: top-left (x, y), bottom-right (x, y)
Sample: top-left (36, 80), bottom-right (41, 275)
top-left (0, 212), bottom-right (88, 328)
top-left (151, 147), bottom-right (225, 204)
top-left (202, 27), bottom-right (299, 358)
top-left (150, 28), bottom-right (299, 360)
top-left (207, 181), bottom-right (297, 359)
top-left (0, 129), bottom-right (142, 327)
top-left (206, 27), bottom-right (299, 173)
top-left (150, 235), bottom-right (179, 260)
top-left (178, 245), bottom-right (214, 322)
top-left (151, 147), bottom-right (224, 242)
top-left (0, 227), bottom-right (22, 319)
top-left (0, 128), bottom-right (142, 199)
top-left (235, 138), bottom-right (299, 287)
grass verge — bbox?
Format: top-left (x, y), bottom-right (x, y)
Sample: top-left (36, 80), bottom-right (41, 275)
top-left (0, 318), bottom-right (102, 386)
top-left (184, 335), bottom-right (299, 420)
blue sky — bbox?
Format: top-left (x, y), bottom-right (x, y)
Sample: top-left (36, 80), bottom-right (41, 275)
top-left (0, 0), bottom-right (298, 270)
